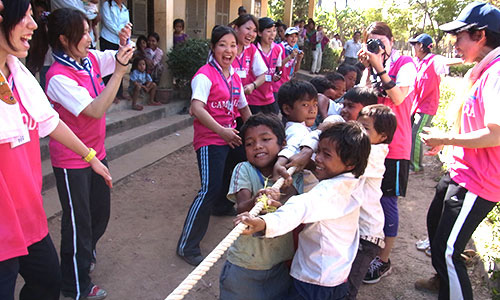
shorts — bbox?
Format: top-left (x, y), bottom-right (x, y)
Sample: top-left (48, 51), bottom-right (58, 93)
top-left (381, 159), bottom-right (409, 197)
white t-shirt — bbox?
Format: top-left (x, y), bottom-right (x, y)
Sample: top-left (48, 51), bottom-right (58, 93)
top-left (344, 39), bottom-right (362, 59)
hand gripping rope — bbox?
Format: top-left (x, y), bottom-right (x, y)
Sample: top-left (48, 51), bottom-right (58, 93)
top-left (165, 167), bottom-right (297, 300)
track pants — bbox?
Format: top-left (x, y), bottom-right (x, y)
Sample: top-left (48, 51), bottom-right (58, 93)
top-left (410, 113), bottom-right (433, 171)
top-left (0, 235), bottom-right (61, 300)
top-left (53, 159), bottom-right (111, 299)
top-left (177, 145), bottom-right (239, 257)
top-left (427, 173), bottom-right (496, 300)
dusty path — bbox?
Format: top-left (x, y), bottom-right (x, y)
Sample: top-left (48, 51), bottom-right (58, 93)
top-left (40, 145), bottom-right (491, 300)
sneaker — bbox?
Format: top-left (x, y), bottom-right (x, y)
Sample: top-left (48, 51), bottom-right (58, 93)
top-left (177, 253), bottom-right (204, 266)
top-left (89, 261), bottom-right (96, 274)
top-left (83, 285), bottom-right (107, 300)
top-left (416, 237), bottom-right (430, 250)
top-left (363, 257), bottom-right (391, 284)
top-left (415, 274), bottom-right (440, 293)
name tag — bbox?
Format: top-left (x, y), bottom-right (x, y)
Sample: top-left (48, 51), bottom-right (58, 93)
top-left (11, 127), bottom-right (30, 148)
top-left (237, 70), bottom-right (247, 78)
top-left (265, 74), bottom-right (272, 82)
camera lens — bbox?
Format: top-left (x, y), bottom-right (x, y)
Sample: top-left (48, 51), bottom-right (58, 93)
top-left (367, 39), bottom-right (385, 54)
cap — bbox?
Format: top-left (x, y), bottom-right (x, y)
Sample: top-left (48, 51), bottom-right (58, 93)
top-left (439, 2), bottom-right (500, 33)
top-left (285, 27), bottom-right (299, 36)
top-left (408, 33), bottom-right (434, 48)
top-left (259, 17), bottom-right (275, 30)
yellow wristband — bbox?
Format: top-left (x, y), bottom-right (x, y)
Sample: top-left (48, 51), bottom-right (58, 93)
top-left (83, 148), bottom-right (96, 163)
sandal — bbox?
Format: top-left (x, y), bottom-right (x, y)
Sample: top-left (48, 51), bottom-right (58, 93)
top-left (132, 104), bottom-right (143, 111)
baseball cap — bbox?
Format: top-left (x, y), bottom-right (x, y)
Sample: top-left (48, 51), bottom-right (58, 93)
top-left (285, 27), bottom-right (299, 36)
top-left (259, 17), bottom-right (275, 30)
top-left (408, 33), bottom-right (434, 48)
top-left (439, 2), bottom-right (500, 34)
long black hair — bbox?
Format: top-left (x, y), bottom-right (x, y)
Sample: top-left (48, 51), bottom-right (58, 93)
top-left (47, 8), bottom-right (88, 53)
top-left (0, 0), bottom-right (31, 50)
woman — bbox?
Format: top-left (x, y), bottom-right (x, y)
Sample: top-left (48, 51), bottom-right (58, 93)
top-left (0, 1), bottom-right (112, 300)
top-left (100, 0), bottom-right (129, 101)
top-left (44, 8), bottom-right (133, 300)
top-left (416, 3), bottom-right (500, 299)
top-left (176, 25), bottom-right (251, 266)
top-left (357, 21), bottom-right (417, 285)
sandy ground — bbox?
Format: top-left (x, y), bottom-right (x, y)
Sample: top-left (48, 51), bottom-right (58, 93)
top-left (36, 145), bottom-right (492, 300)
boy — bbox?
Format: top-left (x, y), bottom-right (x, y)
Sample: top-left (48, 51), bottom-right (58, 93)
top-left (273, 27), bottom-right (304, 99)
top-left (346, 104), bottom-right (397, 299)
top-left (340, 87), bottom-right (378, 122)
top-left (219, 114), bottom-right (302, 300)
top-left (237, 122), bottom-right (371, 300)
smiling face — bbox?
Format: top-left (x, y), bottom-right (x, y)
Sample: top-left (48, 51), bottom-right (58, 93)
top-left (314, 139), bottom-right (352, 180)
top-left (344, 71), bottom-right (357, 90)
top-left (285, 33), bottom-right (298, 46)
top-left (138, 38), bottom-right (147, 50)
top-left (244, 125), bottom-right (282, 176)
top-left (367, 33), bottom-right (393, 56)
top-left (331, 80), bottom-right (346, 99)
top-left (235, 20), bottom-right (257, 47)
top-left (148, 36), bottom-right (158, 50)
top-left (357, 115), bottom-right (386, 144)
top-left (341, 99), bottom-right (364, 121)
top-left (63, 20), bottom-right (92, 62)
top-left (212, 33), bottom-right (238, 70)
top-left (0, 4), bottom-right (37, 59)
top-left (283, 96), bottom-right (318, 127)
top-left (451, 31), bottom-right (483, 63)
top-left (259, 26), bottom-right (276, 46)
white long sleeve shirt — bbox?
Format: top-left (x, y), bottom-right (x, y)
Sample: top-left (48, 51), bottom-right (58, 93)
top-left (261, 173), bottom-right (361, 287)
top-left (279, 121), bottom-right (311, 159)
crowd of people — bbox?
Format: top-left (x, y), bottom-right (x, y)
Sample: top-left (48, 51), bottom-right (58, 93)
top-left (2, 1), bottom-right (500, 300)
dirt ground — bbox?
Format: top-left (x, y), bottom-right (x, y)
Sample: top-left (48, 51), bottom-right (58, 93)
top-left (42, 145), bottom-right (492, 300)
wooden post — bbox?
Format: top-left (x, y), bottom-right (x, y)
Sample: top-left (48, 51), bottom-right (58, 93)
top-left (283, 0), bottom-right (293, 27)
top-left (308, 0), bottom-right (316, 19)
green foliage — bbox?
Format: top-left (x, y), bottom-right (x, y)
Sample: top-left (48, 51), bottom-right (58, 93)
top-left (432, 76), bottom-right (458, 132)
top-left (448, 64), bottom-right (474, 77)
top-left (268, 0), bottom-right (309, 22)
top-left (166, 38), bottom-right (210, 89)
top-left (321, 47), bottom-right (342, 72)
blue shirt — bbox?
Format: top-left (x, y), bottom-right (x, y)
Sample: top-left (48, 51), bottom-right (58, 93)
top-left (100, 1), bottom-right (129, 45)
top-left (129, 70), bottom-right (152, 85)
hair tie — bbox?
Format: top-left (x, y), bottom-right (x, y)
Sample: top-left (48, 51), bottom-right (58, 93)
top-left (41, 11), bottom-right (50, 23)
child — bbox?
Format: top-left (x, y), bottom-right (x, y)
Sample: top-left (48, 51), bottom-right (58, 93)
top-left (310, 75), bottom-right (343, 123)
top-left (246, 17), bottom-right (283, 114)
top-left (324, 72), bottom-right (347, 100)
top-left (173, 18), bottom-right (188, 47)
top-left (129, 57), bottom-right (160, 109)
top-left (340, 86), bottom-right (378, 122)
top-left (346, 104), bottom-right (397, 299)
top-left (237, 122), bottom-right (371, 300)
top-left (337, 63), bottom-right (358, 92)
top-left (145, 32), bottom-right (165, 84)
top-left (219, 113), bottom-right (303, 300)
top-left (176, 25), bottom-right (252, 266)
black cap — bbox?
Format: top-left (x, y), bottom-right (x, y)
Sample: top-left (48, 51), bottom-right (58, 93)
top-left (259, 17), bottom-right (275, 30)
top-left (439, 2), bottom-right (500, 34)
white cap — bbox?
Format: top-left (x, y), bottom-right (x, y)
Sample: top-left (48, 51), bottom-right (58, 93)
top-left (285, 27), bottom-right (299, 35)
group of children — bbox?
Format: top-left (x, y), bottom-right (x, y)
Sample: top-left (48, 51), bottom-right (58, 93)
top-left (175, 13), bottom-right (405, 300)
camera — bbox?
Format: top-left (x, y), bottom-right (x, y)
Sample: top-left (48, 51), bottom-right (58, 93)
top-left (367, 38), bottom-right (385, 54)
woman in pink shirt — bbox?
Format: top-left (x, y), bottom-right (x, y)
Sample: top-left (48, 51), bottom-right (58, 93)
top-left (0, 1), bottom-right (111, 299)
top-left (42, 8), bottom-right (133, 300)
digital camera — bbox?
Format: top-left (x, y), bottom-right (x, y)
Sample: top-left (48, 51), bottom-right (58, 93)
top-left (366, 38), bottom-right (385, 54)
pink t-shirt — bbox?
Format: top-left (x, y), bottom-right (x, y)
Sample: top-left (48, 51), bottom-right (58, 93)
top-left (450, 57), bottom-right (500, 202)
top-left (412, 54), bottom-right (444, 116)
top-left (0, 85), bottom-right (48, 261)
top-left (273, 42), bottom-right (295, 93)
top-left (191, 62), bottom-right (246, 150)
top-left (246, 43), bottom-right (282, 106)
top-left (231, 44), bottom-right (267, 86)
top-left (46, 52), bottom-right (107, 168)
top-left (378, 55), bottom-right (416, 160)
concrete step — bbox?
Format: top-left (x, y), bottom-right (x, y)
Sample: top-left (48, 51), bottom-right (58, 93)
top-left (41, 113), bottom-right (193, 192)
top-left (42, 126), bottom-right (194, 220)
top-left (39, 100), bottom-right (188, 161)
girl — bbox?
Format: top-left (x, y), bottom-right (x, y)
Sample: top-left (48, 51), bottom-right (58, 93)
top-left (358, 21), bottom-right (417, 284)
top-left (129, 57), bottom-right (159, 109)
top-left (173, 18), bottom-right (188, 47)
top-left (145, 32), bottom-right (165, 84)
top-left (246, 17), bottom-right (282, 115)
top-left (0, 1), bottom-right (111, 300)
top-left (176, 25), bottom-right (251, 266)
top-left (44, 8), bottom-right (133, 299)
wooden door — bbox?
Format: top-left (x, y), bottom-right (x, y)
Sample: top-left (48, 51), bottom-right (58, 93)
top-left (216, 0), bottom-right (230, 26)
top-left (186, 0), bottom-right (207, 39)
top-left (129, 0), bottom-right (148, 36)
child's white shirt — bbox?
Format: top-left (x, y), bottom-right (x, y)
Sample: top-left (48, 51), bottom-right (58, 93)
top-left (279, 121), bottom-right (311, 159)
top-left (261, 173), bottom-right (361, 287)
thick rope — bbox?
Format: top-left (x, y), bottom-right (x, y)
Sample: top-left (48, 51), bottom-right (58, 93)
top-left (165, 166), bottom-right (297, 300)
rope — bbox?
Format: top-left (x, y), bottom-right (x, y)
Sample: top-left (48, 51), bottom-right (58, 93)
top-left (165, 166), bottom-right (297, 300)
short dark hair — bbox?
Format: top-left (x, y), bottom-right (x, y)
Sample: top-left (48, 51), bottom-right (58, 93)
top-left (210, 25), bottom-right (238, 48)
top-left (310, 76), bottom-right (333, 94)
top-left (1, 0), bottom-right (30, 50)
top-left (319, 122), bottom-right (371, 178)
top-left (131, 57), bottom-right (146, 71)
top-left (336, 64), bottom-right (357, 77)
top-left (358, 104), bottom-right (397, 144)
top-left (240, 113), bottom-right (286, 145)
top-left (459, 27), bottom-right (500, 49)
top-left (324, 72), bottom-right (345, 85)
top-left (48, 8), bottom-right (89, 53)
top-left (343, 86), bottom-right (378, 106)
top-left (137, 35), bottom-right (148, 46)
top-left (277, 80), bottom-right (318, 116)
top-left (173, 18), bottom-right (185, 29)
top-left (148, 32), bottom-right (160, 42)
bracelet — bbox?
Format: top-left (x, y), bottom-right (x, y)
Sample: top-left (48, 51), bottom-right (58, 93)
top-left (381, 80), bottom-right (396, 90)
top-left (252, 82), bottom-right (257, 90)
top-left (115, 53), bottom-right (128, 66)
top-left (376, 70), bottom-right (387, 77)
top-left (83, 148), bottom-right (97, 162)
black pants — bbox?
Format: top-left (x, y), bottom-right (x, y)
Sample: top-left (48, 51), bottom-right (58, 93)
top-left (427, 173), bottom-right (496, 300)
top-left (346, 239), bottom-right (381, 299)
top-left (0, 234), bottom-right (61, 300)
top-left (99, 37), bottom-right (124, 97)
top-left (53, 159), bottom-right (111, 299)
